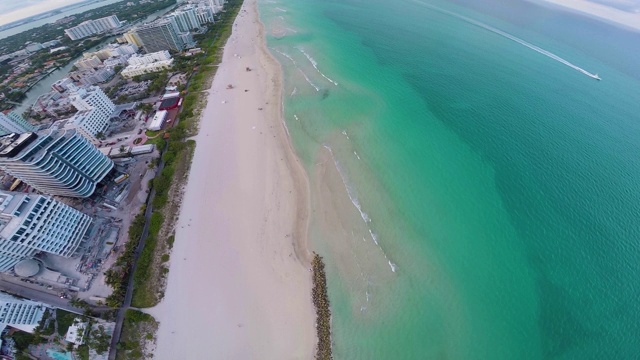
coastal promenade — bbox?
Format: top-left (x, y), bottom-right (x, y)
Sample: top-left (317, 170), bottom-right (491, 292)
top-left (149, 0), bottom-right (316, 358)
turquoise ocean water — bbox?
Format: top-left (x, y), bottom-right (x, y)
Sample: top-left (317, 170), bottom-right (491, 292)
top-left (258, 0), bottom-right (640, 358)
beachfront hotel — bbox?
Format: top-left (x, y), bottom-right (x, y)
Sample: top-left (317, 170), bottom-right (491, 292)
top-left (0, 129), bottom-right (114, 198)
top-left (0, 292), bottom-right (45, 331)
top-left (0, 190), bottom-right (92, 271)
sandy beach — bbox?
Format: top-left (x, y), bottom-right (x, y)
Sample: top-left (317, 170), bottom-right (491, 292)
top-left (149, 0), bottom-right (316, 358)
top-left (529, 0), bottom-right (640, 31)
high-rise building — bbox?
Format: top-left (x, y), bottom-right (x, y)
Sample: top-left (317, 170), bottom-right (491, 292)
top-left (65, 21), bottom-right (98, 41)
top-left (65, 86), bottom-right (115, 143)
top-left (133, 19), bottom-right (184, 53)
top-left (0, 292), bottom-right (45, 330)
top-left (64, 15), bottom-right (122, 40)
top-left (0, 191), bottom-right (92, 271)
top-left (195, 5), bottom-right (215, 25)
top-left (92, 15), bottom-right (121, 33)
top-left (168, 6), bottom-right (200, 32)
top-left (69, 86), bottom-right (114, 119)
top-left (0, 130), bottom-right (114, 198)
top-left (0, 113), bottom-right (35, 136)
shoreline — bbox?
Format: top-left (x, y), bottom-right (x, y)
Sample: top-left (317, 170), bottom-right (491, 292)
top-left (149, 0), bottom-right (317, 358)
top-left (254, 0), bottom-right (313, 267)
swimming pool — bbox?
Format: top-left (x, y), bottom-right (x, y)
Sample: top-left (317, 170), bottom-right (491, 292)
top-left (46, 349), bottom-right (73, 360)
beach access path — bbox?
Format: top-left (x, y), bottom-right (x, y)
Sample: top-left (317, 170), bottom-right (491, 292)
top-left (148, 0), bottom-right (317, 358)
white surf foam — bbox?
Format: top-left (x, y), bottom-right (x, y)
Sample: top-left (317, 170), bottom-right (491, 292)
top-left (297, 47), bottom-right (339, 85)
top-left (272, 48), bottom-right (320, 91)
top-left (324, 145), bottom-right (397, 273)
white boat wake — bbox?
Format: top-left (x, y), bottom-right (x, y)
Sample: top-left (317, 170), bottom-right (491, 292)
top-left (414, 1), bottom-right (601, 80)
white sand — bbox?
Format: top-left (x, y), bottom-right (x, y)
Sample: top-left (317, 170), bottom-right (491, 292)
top-left (149, 0), bottom-right (316, 358)
top-left (528, 0), bottom-right (640, 31)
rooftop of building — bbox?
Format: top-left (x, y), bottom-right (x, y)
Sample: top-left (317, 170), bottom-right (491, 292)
top-left (0, 127), bottom-right (78, 162)
top-left (122, 59), bottom-right (173, 71)
top-left (159, 96), bottom-right (180, 109)
top-left (0, 191), bottom-right (36, 238)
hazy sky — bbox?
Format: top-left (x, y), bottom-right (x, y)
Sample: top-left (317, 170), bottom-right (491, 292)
top-left (0, 0), bottom-right (86, 26)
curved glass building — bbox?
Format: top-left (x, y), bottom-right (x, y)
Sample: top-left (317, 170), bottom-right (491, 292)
top-left (0, 129), bottom-right (113, 198)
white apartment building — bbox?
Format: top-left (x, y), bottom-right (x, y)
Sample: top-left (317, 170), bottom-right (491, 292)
top-left (0, 113), bottom-right (35, 136)
top-left (0, 130), bottom-right (113, 198)
top-left (68, 109), bottom-right (109, 143)
top-left (69, 86), bottom-right (115, 119)
top-left (127, 50), bottom-right (171, 66)
top-left (168, 6), bottom-right (200, 32)
top-left (195, 5), bottom-right (215, 24)
top-left (121, 59), bottom-right (174, 78)
top-left (0, 293), bottom-right (45, 331)
top-left (65, 15), bottom-right (122, 40)
top-left (65, 21), bottom-right (98, 41)
top-left (0, 191), bottom-right (92, 271)
top-left (92, 15), bottom-right (122, 32)
top-left (67, 86), bottom-right (115, 142)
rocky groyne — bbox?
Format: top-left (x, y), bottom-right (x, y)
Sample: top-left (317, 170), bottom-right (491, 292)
top-left (312, 253), bottom-right (332, 360)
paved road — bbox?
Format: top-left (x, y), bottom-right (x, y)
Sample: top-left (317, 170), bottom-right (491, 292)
top-left (0, 279), bottom-right (82, 313)
top-left (107, 181), bottom-right (158, 360)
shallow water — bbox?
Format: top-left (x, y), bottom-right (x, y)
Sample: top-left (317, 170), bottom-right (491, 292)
top-left (260, 0), bottom-right (640, 358)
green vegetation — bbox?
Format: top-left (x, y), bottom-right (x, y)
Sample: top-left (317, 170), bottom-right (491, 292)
top-left (116, 310), bottom-right (158, 360)
top-left (77, 345), bottom-right (90, 360)
top-left (11, 331), bottom-right (37, 351)
top-left (145, 129), bottom-right (162, 138)
top-left (144, 134), bottom-right (167, 148)
top-left (56, 309), bottom-right (78, 336)
top-left (104, 208), bottom-right (146, 308)
top-left (89, 325), bottom-right (111, 354)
